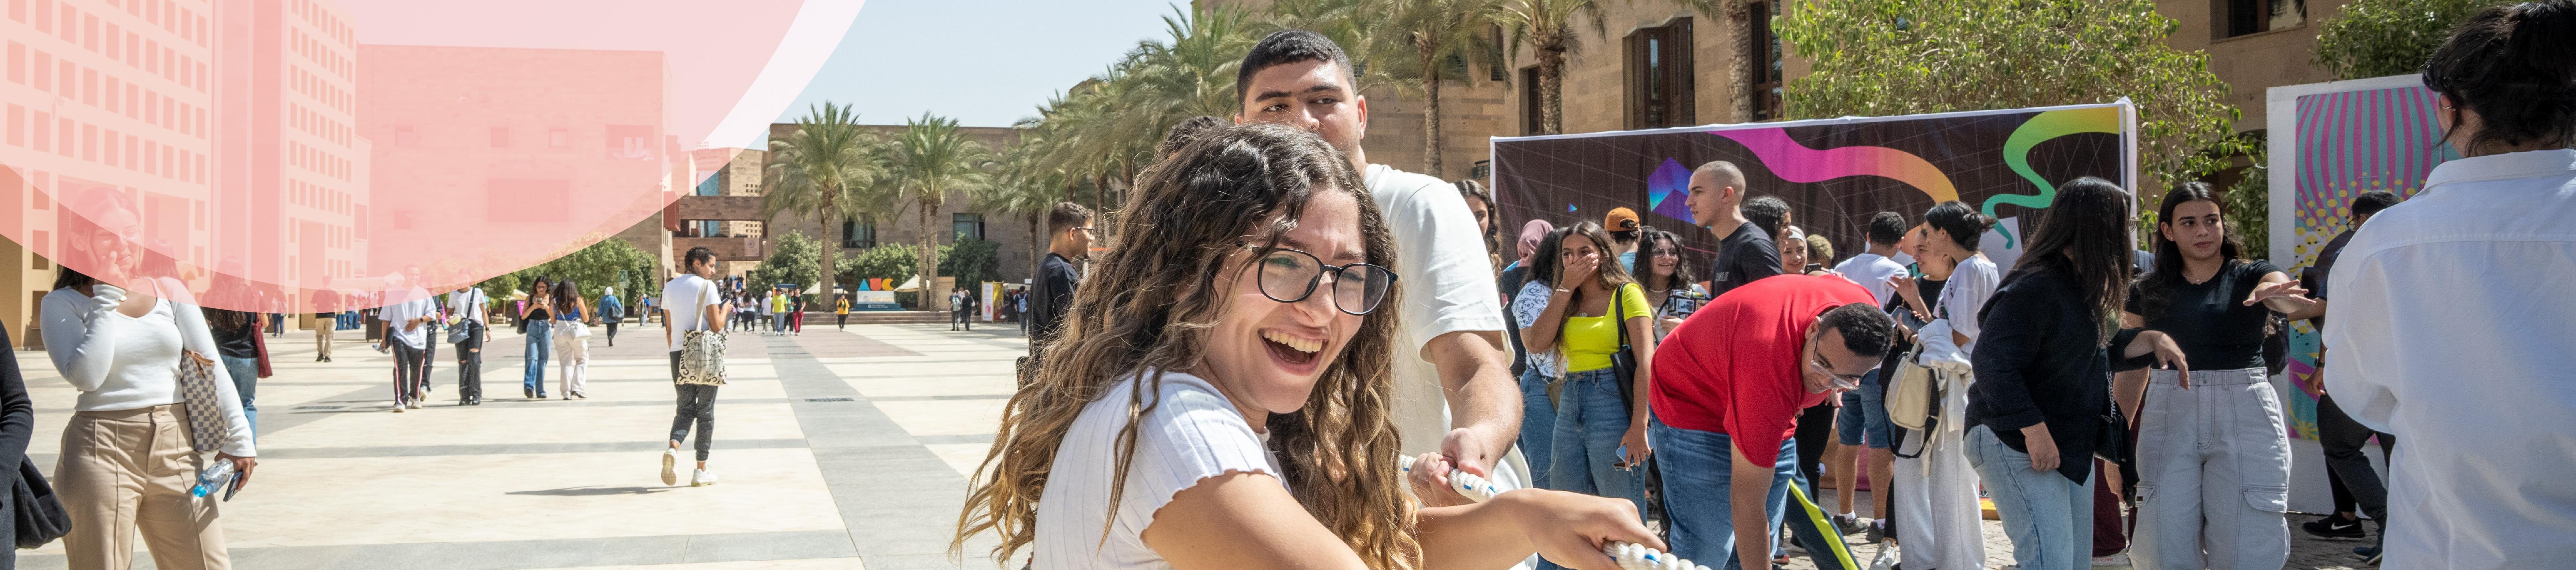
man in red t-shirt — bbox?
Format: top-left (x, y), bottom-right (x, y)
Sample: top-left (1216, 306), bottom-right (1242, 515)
top-left (1649, 274), bottom-right (1892, 568)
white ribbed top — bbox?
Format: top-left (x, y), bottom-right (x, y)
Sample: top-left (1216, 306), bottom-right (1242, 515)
top-left (1033, 368), bottom-right (1281, 569)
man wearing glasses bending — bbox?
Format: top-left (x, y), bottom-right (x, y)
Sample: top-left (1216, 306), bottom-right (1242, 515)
top-left (1651, 274), bottom-right (1892, 569)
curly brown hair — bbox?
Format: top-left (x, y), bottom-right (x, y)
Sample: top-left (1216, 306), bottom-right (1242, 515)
top-left (953, 123), bottom-right (1419, 568)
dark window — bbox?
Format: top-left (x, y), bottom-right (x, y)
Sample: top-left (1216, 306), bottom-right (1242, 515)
top-left (1488, 25), bottom-right (1509, 81)
top-left (1625, 18), bottom-right (1696, 129)
top-left (1749, 3), bottom-right (1783, 121)
top-left (2217, 0), bottom-right (2305, 39)
top-left (842, 218), bottom-right (876, 249)
top-left (952, 213), bottom-right (985, 242)
top-left (1520, 66), bottom-right (1544, 135)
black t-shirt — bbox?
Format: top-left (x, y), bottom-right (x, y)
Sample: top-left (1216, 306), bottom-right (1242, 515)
top-left (1498, 265), bottom-right (1532, 376)
top-left (1709, 222), bottom-right (1781, 298)
top-left (2127, 259), bottom-right (2283, 371)
top-left (2301, 229), bottom-right (2357, 326)
top-left (1030, 253), bottom-right (1082, 350)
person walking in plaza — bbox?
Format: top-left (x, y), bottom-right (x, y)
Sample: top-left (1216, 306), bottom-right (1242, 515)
top-left (382, 289), bottom-right (438, 411)
top-left (2324, 5), bottom-right (2576, 567)
top-left (450, 285), bottom-right (490, 406)
top-left (790, 293), bottom-right (806, 335)
top-left (955, 123), bottom-right (1662, 570)
top-left (1889, 200), bottom-right (2001, 570)
top-left (203, 309), bottom-right (264, 432)
top-left (599, 287), bottom-right (624, 347)
top-left (1650, 274), bottom-right (1892, 570)
top-left (761, 288), bottom-right (781, 334)
top-left (552, 279), bottom-right (595, 400)
top-left (1518, 222), bottom-right (1657, 550)
top-left (2124, 182), bottom-right (2319, 570)
top-left (661, 247), bottom-right (729, 488)
top-left (41, 259), bottom-right (258, 570)
top-left (520, 278), bottom-right (555, 400)
top-left (1966, 177), bottom-right (2187, 570)
top-left (1233, 30), bottom-right (1523, 505)
top-left (835, 293), bottom-right (852, 330)
top-left (312, 289), bottom-right (340, 362)
top-left (948, 287), bottom-right (971, 331)
top-left (2295, 190), bottom-right (2400, 556)
top-left (1829, 213), bottom-right (1910, 532)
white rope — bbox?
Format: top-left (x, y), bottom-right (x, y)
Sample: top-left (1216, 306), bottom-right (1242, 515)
top-left (1398, 456), bottom-right (1711, 570)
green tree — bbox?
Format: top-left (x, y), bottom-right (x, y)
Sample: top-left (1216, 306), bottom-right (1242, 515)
top-left (838, 244), bottom-right (922, 286)
top-left (1372, 0), bottom-right (1502, 177)
top-left (937, 239), bottom-right (1003, 287)
top-left (977, 141), bottom-right (1072, 285)
top-left (2315, 0), bottom-right (2508, 80)
top-left (491, 238), bottom-right (657, 303)
top-left (751, 230), bottom-right (822, 292)
top-left (1490, 0), bottom-right (1605, 135)
top-left (1777, 0), bottom-right (2251, 196)
top-left (764, 102), bottom-right (886, 303)
top-left (882, 113), bottom-right (999, 311)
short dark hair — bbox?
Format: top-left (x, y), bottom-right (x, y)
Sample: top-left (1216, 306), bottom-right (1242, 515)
top-left (1744, 196), bottom-right (1790, 238)
top-left (1047, 202), bottom-right (1094, 235)
top-left (1819, 302), bottom-right (1894, 359)
top-left (1925, 200), bottom-right (1998, 252)
top-left (1236, 30), bottom-right (1355, 108)
top-left (684, 246), bottom-right (717, 270)
top-left (2352, 191), bottom-right (2401, 219)
top-left (1866, 211), bottom-right (1908, 246)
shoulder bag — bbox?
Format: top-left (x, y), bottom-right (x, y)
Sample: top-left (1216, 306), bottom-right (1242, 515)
top-left (14, 459), bottom-right (70, 549)
top-left (677, 307), bottom-right (728, 386)
top-left (1608, 283), bottom-right (1643, 414)
top-left (175, 349), bottom-right (234, 453)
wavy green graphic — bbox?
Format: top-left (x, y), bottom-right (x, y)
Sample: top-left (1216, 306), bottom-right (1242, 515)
top-left (1984, 107), bottom-right (2121, 247)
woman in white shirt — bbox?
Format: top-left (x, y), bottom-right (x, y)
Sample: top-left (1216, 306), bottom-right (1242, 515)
top-left (39, 189), bottom-right (257, 570)
top-left (956, 124), bottom-right (1657, 570)
top-left (1883, 201), bottom-right (2000, 570)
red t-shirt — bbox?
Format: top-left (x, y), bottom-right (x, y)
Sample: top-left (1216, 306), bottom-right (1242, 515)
top-left (1649, 274), bottom-right (1876, 466)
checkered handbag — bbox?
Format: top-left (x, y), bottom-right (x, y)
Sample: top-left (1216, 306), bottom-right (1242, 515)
top-left (174, 350), bottom-right (234, 452)
top-left (676, 330), bottom-right (727, 386)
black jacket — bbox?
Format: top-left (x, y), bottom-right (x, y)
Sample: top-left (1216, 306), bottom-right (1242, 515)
top-left (0, 324), bottom-right (36, 567)
top-left (1967, 264), bottom-right (2153, 483)
top-left (1029, 253), bottom-right (1080, 352)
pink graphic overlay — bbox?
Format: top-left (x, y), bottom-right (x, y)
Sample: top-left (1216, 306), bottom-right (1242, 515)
top-left (2, 0), bottom-right (859, 313)
top-left (1711, 128), bottom-right (1959, 203)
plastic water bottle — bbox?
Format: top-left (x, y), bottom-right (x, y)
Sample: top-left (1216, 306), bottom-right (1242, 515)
top-left (190, 461), bottom-right (237, 498)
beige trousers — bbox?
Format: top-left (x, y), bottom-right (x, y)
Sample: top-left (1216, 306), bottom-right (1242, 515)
top-left (315, 325), bottom-right (334, 360)
top-left (56, 405), bottom-right (231, 570)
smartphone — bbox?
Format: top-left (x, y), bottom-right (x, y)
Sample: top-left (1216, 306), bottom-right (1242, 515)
top-left (221, 472), bottom-right (244, 502)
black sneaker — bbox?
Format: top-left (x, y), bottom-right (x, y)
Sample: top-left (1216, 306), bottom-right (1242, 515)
top-left (2303, 515), bottom-right (2368, 540)
top-left (2356, 545), bottom-right (2382, 566)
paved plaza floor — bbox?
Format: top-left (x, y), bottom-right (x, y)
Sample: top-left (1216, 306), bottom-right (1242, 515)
top-left (8, 320), bottom-right (2375, 569)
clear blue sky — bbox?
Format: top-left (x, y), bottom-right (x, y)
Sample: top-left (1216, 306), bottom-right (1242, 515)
top-left (781, 0), bottom-right (1188, 128)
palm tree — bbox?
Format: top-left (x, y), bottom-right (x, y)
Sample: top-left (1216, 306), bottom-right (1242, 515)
top-left (883, 113), bottom-right (998, 312)
top-left (1371, 0), bottom-right (1501, 177)
top-left (762, 102), bottom-right (883, 304)
top-left (1491, 0), bottom-right (1605, 134)
top-left (975, 137), bottom-right (1073, 288)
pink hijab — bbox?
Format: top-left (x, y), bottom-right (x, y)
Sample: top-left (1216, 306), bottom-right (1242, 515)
top-left (1516, 219), bottom-right (1556, 266)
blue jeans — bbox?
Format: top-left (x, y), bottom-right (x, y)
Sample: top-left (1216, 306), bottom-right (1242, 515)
top-left (1966, 425), bottom-right (2093, 570)
top-left (1836, 369), bottom-right (1892, 449)
top-left (523, 322), bottom-right (552, 396)
top-left (1517, 368), bottom-right (1557, 491)
top-left (220, 356), bottom-right (258, 438)
top-left (1540, 368), bottom-right (1644, 570)
top-left (1651, 419), bottom-right (1848, 570)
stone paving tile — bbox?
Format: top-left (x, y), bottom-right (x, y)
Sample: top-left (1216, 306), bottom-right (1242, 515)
top-left (1774, 489), bottom-right (2376, 570)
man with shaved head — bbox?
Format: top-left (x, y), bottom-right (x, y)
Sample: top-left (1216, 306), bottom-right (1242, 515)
top-left (1688, 161), bottom-right (1780, 298)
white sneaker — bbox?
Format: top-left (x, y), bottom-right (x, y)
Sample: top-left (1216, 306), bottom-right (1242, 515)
top-left (691, 469), bottom-right (718, 487)
top-left (660, 449), bottom-right (679, 486)
top-left (407, 401), bottom-right (423, 409)
top-left (391, 401), bottom-right (406, 412)
top-left (2092, 552), bottom-right (2133, 568)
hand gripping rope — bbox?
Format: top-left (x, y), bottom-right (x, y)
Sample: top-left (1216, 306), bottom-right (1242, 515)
top-left (1397, 456), bottom-right (1712, 570)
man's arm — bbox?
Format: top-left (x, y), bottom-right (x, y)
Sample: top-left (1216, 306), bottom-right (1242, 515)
top-left (1422, 330), bottom-right (1519, 477)
top-left (1730, 441), bottom-right (1772, 569)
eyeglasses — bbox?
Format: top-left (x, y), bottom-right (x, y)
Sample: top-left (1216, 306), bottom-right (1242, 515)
top-left (1253, 248), bottom-right (1397, 315)
top-left (1074, 227), bottom-right (1096, 234)
top-left (1809, 353), bottom-right (1867, 391)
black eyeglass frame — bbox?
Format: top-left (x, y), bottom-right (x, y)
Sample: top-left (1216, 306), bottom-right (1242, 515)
top-left (1248, 246), bottom-right (1399, 316)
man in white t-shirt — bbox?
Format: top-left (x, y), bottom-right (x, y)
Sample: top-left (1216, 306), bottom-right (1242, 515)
top-left (1833, 212), bottom-right (1913, 306)
top-left (1233, 30), bottom-right (1519, 506)
top-left (661, 247), bottom-right (729, 487)
top-left (449, 285), bottom-right (491, 405)
top-left (378, 283), bottom-right (438, 412)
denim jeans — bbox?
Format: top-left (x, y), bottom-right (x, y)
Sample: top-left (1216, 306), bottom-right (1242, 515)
top-left (1836, 369), bottom-right (1892, 449)
top-left (220, 356), bottom-right (258, 437)
top-left (1539, 368), bottom-right (1643, 570)
top-left (1651, 419), bottom-right (1848, 570)
top-left (1517, 367), bottom-right (1558, 491)
top-left (2133, 368), bottom-right (2291, 570)
top-left (522, 322), bottom-right (552, 396)
top-left (1963, 425), bottom-right (2093, 570)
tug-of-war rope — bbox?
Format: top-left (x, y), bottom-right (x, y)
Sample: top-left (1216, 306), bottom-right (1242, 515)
top-left (1398, 456), bottom-right (1713, 570)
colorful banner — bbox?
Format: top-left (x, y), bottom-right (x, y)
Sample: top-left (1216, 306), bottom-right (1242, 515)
top-left (2264, 75), bottom-right (2455, 440)
top-left (1490, 101), bottom-right (2136, 278)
